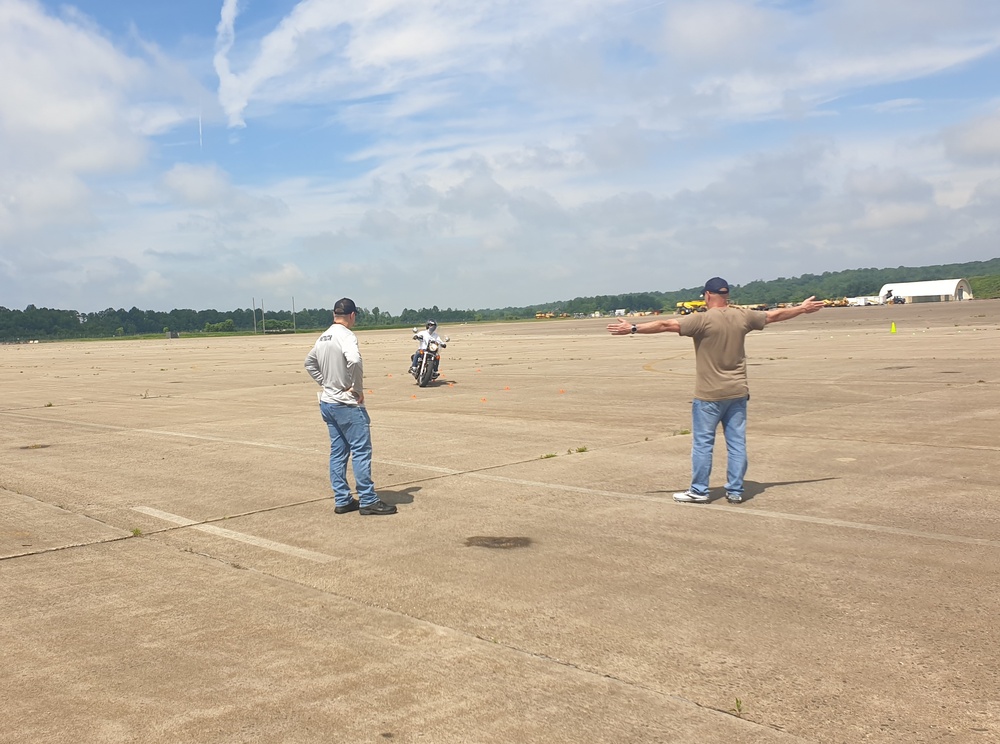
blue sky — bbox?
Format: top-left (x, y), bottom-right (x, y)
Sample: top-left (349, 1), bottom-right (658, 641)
top-left (2, 0), bottom-right (999, 313)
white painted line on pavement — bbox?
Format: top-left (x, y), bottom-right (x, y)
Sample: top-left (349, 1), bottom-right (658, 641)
top-left (730, 507), bottom-right (1000, 548)
top-left (11, 412), bottom-right (996, 550)
top-left (377, 458), bottom-right (657, 500)
top-left (132, 506), bottom-right (335, 563)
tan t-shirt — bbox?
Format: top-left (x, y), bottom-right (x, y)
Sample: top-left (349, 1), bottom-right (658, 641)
top-left (677, 306), bottom-right (768, 401)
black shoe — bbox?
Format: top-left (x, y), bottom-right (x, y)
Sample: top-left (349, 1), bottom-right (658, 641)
top-left (334, 499), bottom-right (359, 514)
top-left (359, 499), bottom-right (397, 516)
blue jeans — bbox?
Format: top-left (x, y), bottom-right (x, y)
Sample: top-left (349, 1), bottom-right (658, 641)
top-left (690, 397), bottom-right (748, 496)
top-left (319, 402), bottom-right (378, 508)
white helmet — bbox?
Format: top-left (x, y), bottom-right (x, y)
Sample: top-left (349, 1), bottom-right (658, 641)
top-left (426, 320), bottom-right (437, 330)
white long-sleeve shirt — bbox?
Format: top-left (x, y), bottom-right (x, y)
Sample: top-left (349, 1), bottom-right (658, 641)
top-left (304, 323), bottom-right (364, 406)
top-left (413, 329), bottom-right (445, 350)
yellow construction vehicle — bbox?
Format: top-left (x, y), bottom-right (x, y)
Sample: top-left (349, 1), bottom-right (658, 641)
top-left (675, 300), bottom-right (707, 315)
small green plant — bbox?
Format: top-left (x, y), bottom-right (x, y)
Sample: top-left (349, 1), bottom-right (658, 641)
top-left (731, 698), bottom-right (743, 718)
top-left (540, 453), bottom-right (557, 459)
top-left (130, 527), bottom-right (143, 537)
top-left (575, 446), bottom-right (588, 453)
top-left (676, 428), bottom-right (691, 435)
top-left (44, 402), bottom-right (53, 407)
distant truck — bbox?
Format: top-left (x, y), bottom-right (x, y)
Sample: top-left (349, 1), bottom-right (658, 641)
top-left (675, 300), bottom-right (707, 315)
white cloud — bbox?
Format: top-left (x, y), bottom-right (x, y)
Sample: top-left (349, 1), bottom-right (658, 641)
top-left (4, 0), bottom-right (1000, 314)
top-left (661, 1), bottom-right (784, 68)
top-left (864, 98), bottom-right (924, 114)
top-left (162, 163), bottom-right (234, 206)
top-left (245, 262), bottom-right (306, 290)
top-left (854, 203), bottom-right (936, 231)
top-left (942, 107), bottom-right (1000, 165)
top-left (0, 1), bottom-right (147, 188)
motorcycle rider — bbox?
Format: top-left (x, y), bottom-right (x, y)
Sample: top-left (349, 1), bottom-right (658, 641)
top-left (410, 320), bottom-right (447, 378)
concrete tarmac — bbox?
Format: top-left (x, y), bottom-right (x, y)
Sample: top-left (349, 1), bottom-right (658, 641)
top-left (2, 300), bottom-right (998, 743)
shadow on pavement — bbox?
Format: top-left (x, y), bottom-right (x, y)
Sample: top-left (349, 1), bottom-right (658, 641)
top-left (647, 476), bottom-right (839, 503)
top-left (379, 485), bottom-right (421, 507)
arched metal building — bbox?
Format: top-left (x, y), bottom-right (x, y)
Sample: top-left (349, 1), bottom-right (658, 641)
top-left (877, 279), bottom-right (974, 304)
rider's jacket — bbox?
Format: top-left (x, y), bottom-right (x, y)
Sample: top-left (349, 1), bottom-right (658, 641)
top-left (414, 329), bottom-right (445, 350)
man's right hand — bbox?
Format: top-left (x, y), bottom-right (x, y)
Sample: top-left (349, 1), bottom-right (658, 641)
top-left (607, 318), bottom-right (632, 336)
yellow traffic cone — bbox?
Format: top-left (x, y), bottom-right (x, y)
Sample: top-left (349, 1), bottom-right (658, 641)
top-left (890, 322), bottom-right (896, 334)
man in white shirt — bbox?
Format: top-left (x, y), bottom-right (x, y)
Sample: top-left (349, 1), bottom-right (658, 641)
top-left (304, 297), bottom-right (396, 516)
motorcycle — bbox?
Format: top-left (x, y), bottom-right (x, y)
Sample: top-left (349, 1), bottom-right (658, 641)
top-left (411, 328), bottom-right (449, 387)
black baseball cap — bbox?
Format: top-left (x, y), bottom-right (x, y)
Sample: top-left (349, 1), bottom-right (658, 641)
top-left (703, 277), bottom-right (730, 294)
top-left (333, 298), bottom-right (357, 315)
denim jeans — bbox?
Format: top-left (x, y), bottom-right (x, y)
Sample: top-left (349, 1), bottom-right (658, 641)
top-left (690, 396), bottom-right (748, 496)
top-left (319, 402), bottom-right (377, 507)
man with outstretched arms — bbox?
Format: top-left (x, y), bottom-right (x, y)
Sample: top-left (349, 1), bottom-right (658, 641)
top-left (608, 277), bottom-right (823, 504)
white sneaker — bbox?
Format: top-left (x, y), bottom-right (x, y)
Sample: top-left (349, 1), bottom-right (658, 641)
top-left (726, 492), bottom-right (743, 503)
top-left (673, 490), bottom-right (710, 503)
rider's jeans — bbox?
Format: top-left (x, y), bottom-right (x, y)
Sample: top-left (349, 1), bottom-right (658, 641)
top-left (320, 402), bottom-right (377, 507)
top-left (690, 396), bottom-right (748, 496)
top-left (411, 350), bottom-right (438, 371)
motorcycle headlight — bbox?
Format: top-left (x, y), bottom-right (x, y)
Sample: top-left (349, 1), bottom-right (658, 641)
top-left (428, 341), bottom-right (439, 352)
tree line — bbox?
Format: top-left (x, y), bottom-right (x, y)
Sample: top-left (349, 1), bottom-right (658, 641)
top-left (3, 257), bottom-right (998, 341)
top-left (532, 258), bottom-right (1000, 314)
top-left (0, 303), bottom-right (520, 341)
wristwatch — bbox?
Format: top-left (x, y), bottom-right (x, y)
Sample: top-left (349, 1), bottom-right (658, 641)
top-left (630, 324), bottom-right (637, 335)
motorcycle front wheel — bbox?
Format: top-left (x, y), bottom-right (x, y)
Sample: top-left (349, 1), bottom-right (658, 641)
top-left (418, 359), bottom-right (434, 387)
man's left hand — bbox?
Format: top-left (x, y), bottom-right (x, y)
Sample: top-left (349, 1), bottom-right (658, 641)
top-left (799, 296), bottom-right (825, 314)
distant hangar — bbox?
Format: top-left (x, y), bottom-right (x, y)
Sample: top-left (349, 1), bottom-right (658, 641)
top-left (877, 279), bottom-right (974, 304)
